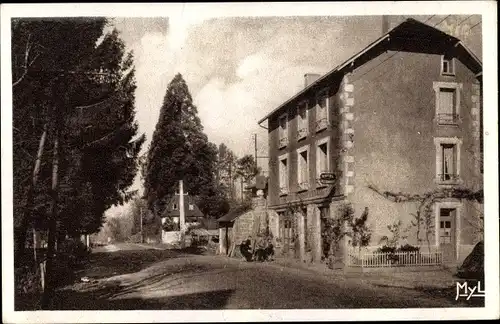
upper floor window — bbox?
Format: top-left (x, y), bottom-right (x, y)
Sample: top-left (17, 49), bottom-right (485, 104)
top-left (278, 153), bottom-right (289, 195)
top-left (297, 146), bottom-right (309, 191)
top-left (279, 113), bottom-right (288, 148)
top-left (172, 203), bottom-right (178, 210)
top-left (441, 56), bottom-right (455, 76)
top-left (434, 137), bottom-right (462, 185)
top-left (188, 204), bottom-right (194, 211)
top-left (297, 101), bottom-right (308, 140)
top-left (315, 90), bottom-right (329, 132)
top-left (316, 137), bottom-right (330, 185)
top-left (433, 82), bottom-right (462, 126)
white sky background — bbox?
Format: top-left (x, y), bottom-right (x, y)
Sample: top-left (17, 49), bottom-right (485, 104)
top-left (106, 14), bottom-right (482, 211)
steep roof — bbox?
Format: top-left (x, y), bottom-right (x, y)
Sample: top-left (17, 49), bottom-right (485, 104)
top-left (162, 195), bottom-right (204, 218)
top-left (258, 18), bottom-right (482, 124)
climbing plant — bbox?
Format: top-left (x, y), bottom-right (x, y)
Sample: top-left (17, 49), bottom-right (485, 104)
top-left (367, 183), bottom-right (484, 253)
top-left (321, 203), bottom-right (372, 268)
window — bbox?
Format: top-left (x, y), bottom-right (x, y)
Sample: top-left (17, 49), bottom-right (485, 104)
top-left (439, 208), bottom-right (455, 244)
top-left (279, 113), bottom-right (288, 148)
top-left (315, 90), bottom-right (329, 132)
top-left (173, 203), bottom-right (178, 210)
top-left (433, 82), bottom-right (462, 125)
top-left (188, 204), bottom-right (194, 211)
top-left (297, 146), bottom-right (309, 191)
top-left (297, 102), bottom-right (308, 140)
top-left (437, 88), bottom-right (458, 124)
top-left (434, 137), bottom-right (462, 185)
top-left (279, 154), bottom-right (289, 195)
top-left (441, 144), bottom-right (457, 181)
top-left (441, 56), bottom-right (455, 76)
top-left (316, 138), bottom-right (330, 183)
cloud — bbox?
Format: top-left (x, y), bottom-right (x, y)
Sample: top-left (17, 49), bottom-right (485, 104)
top-left (194, 49), bottom-right (328, 157)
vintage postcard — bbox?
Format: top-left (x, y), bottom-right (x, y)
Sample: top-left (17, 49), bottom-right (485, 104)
top-left (1, 2), bottom-right (498, 323)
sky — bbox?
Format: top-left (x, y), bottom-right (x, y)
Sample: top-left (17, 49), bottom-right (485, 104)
top-left (104, 14), bottom-right (482, 216)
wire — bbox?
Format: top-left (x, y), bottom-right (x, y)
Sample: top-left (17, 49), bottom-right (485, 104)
top-left (467, 21), bottom-right (482, 32)
top-left (433, 15), bottom-right (452, 28)
top-left (457, 15), bottom-right (473, 27)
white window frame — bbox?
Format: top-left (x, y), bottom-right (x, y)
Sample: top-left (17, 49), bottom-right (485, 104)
top-left (188, 204), bottom-right (194, 211)
top-left (278, 153), bottom-right (289, 195)
top-left (297, 100), bottom-right (309, 140)
top-left (278, 112), bottom-right (289, 148)
top-left (316, 137), bottom-right (331, 184)
top-left (296, 145), bottom-right (310, 191)
top-left (434, 137), bottom-right (463, 186)
top-left (440, 56), bottom-right (455, 76)
top-left (315, 89), bottom-right (329, 132)
top-left (432, 81), bottom-right (462, 125)
top-left (434, 200), bottom-right (462, 260)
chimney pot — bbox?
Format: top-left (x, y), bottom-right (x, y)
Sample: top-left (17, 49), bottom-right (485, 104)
top-left (304, 73), bottom-right (321, 88)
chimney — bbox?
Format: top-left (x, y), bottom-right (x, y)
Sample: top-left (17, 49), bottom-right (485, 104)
top-left (382, 15), bottom-right (390, 35)
top-left (304, 73), bottom-right (321, 88)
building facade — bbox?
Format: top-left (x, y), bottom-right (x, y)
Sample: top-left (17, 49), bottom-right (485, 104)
top-left (258, 18), bottom-right (483, 267)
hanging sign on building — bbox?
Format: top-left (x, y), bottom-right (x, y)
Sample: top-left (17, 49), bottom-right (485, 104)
top-left (319, 172), bottom-right (336, 185)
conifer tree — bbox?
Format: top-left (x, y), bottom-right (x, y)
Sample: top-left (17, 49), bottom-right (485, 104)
top-left (144, 74), bottom-right (218, 215)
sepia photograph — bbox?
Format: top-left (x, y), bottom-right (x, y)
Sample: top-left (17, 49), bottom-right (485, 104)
top-left (1, 2), bottom-right (498, 323)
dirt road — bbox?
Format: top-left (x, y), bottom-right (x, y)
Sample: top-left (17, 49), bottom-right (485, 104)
top-left (53, 243), bottom-right (478, 309)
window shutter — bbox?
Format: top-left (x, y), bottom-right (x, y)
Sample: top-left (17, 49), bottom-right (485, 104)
top-left (439, 89), bottom-right (454, 114)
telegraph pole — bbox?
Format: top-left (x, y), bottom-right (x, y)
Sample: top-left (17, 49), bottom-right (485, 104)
top-left (179, 180), bottom-right (186, 232)
top-left (254, 134), bottom-right (258, 167)
top-left (140, 206), bottom-right (143, 243)
top-left (175, 180), bottom-right (189, 247)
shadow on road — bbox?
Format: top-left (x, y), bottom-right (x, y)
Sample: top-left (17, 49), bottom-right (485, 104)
top-left (81, 249), bottom-right (182, 279)
top-left (53, 285), bottom-right (236, 310)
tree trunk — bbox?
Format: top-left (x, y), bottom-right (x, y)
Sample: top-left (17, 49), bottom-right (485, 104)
top-left (15, 124), bottom-right (48, 266)
top-left (41, 130), bottom-right (59, 309)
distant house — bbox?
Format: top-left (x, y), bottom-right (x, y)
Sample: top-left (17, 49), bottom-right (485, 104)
top-left (160, 194), bottom-right (204, 244)
top-left (257, 18), bottom-right (483, 269)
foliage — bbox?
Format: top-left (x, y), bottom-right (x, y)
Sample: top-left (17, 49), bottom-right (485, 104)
top-left (378, 219), bottom-right (410, 248)
top-left (196, 186), bottom-right (231, 219)
top-left (57, 238), bottom-right (92, 267)
top-left (216, 143), bottom-right (238, 198)
top-left (350, 207), bottom-right (372, 249)
top-left (161, 217), bottom-right (179, 232)
top-left (321, 204), bottom-right (372, 268)
top-left (235, 154), bottom-right (261, 184)
top-left (368, 183), bottom-right (484, 252)
top-left (143, 74), bottom-right (218, 216)
top-left (12, 18), bottom-right (145, 258)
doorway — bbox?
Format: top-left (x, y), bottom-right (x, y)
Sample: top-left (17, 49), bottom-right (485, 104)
top-left (439, 207), bottom-right (457, 263)
top-left (280, 214), bottom-right (295, 256)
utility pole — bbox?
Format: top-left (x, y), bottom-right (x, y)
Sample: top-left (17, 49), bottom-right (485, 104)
top-left (254, 134), bottom-right (258, 168)
top-left (140, 206), bottom-right (143, 243)
top-left (175, 180), bottom-right (189, 247)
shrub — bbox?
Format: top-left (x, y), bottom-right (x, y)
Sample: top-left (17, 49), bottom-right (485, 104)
top-left (58, 238), bottom-right (91, 267)
top-left (377, 245), bottom-right (396, 254)
top-left (398, 244), bottom-right (420, 253)
top-left (15, 265), bottom-right (41, 295)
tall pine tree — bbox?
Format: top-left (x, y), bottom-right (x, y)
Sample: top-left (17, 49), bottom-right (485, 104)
top-left (144, 74), bottom-right (217, 216)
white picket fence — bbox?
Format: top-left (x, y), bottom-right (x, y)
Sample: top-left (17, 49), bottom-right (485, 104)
top-left (347, 247), bottom-right (442, 268)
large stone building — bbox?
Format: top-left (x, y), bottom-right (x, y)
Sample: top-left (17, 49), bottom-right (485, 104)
top-left (257, 18), bottom-right (483, 268)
